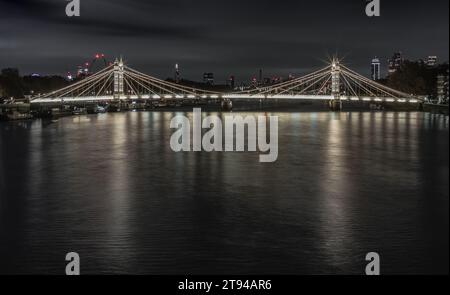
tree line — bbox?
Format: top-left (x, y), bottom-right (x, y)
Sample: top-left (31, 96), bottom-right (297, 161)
top-left (0, 69), bottom-right (69, 101)
top-left (379, 61), bottom-right (449, 98)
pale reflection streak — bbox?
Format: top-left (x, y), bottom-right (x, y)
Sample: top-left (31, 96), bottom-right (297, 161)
top-left (318, 114), bottom-right (356, 270)
top-left (29, 121), bottom-right (43, 192)
top-left (103, 114), bottom-right (133, 267)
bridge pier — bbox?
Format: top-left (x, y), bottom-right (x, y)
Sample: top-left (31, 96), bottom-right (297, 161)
top-left (221, 98), bottom-right (233, 111)
top-left (330, 59), bottom-right (342, 111)
top-left (329, 99), bottom-right (342, 111)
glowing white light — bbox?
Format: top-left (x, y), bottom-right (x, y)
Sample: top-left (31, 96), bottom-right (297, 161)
top-left (269, 95), bottom-right (332, 100)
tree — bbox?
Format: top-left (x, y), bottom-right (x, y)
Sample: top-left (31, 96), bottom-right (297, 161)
top-left (0, 83), bottom-right (5, 98)
top-left (0, 68), bottom-right (24, 99)
top-left (385, 61), bottom-right (449, 98)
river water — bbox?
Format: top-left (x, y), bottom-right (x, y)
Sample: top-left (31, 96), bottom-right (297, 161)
top-left (0, 111), bottom-right (448, 274)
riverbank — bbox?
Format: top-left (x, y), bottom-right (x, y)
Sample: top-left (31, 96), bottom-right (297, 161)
top-left (1, 99), bottom-right (448, 122)
top-left (423, 103), bottom-right (449, 115)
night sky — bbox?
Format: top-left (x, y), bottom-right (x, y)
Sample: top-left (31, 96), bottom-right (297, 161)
top-left (0, 0), bottom-right (448, 83)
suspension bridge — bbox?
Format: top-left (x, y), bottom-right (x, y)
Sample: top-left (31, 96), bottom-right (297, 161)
top-left (30, 57), bottom-right (421, 110)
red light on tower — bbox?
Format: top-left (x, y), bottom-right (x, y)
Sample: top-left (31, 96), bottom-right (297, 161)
top-left (95, 54), bottom-right (100, 59)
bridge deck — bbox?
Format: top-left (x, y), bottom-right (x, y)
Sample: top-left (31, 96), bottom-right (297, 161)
top-left (30, 95), bottom-right (420, 104)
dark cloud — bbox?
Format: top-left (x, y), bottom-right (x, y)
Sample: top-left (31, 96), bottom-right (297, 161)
top-left (51, 18), bottom-right (204, 39)
top-left (0, 0), bottom-right (448, 82)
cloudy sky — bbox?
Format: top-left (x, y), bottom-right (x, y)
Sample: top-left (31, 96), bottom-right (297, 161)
top-left (0, 0), bottom-right (448, 82)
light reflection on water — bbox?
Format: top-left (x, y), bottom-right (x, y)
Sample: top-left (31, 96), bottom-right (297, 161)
top-left (0, 111), bottom-right (448, 274)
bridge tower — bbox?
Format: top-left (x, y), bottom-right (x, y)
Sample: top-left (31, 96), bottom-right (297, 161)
top-left (113, 57), bottom-right (124, 100)
top-left (330, 58), bottom-right (342, 111)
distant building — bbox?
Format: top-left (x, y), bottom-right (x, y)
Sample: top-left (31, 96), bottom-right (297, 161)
top-left (426, 56), bottom-right (438, 67)
top-left (371, 57), bottom-right (381, 80)
top-left (271, 77), bottom-right (281, 84)
top-left (251, 77), bottom-right (258, 87)
top-left (388, 52), bottom-right (403, 74)
top-left (203, 72), bottom-right (214, 85)
top-left (228, 76), bottom-right (235, 89)
top-left (175, 64), bottom-right (180, 83)
top-left (437, 70), bottom-right (449, 104)
top-left (77, 66), bottom-right (84, 77)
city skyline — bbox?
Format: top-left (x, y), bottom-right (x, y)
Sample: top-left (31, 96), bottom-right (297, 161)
top-left (0, 0), bottom-right (448, 81)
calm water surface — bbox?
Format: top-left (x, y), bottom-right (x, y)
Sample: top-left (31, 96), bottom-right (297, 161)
top-left (0, 111), bottom-right (448, 274)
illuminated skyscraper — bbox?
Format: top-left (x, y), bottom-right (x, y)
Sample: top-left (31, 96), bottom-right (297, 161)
top-left (371, 57), bottom-right (381, 80)
top-left (426, 56), bottom-right (438, 67)
top-left (388, 52), bottom-right (403, 74)
top-left (437, 70), bottom-right (449, 104)
top-left (175, 63), bottom-right (180, 83)
top-left (203, 73), bottom-right (214, 85)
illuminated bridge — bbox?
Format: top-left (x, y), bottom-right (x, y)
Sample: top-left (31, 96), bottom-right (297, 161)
top-left (31, 58), bottom-right (422, 109)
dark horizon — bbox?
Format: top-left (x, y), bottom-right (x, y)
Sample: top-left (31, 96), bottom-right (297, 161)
top-left (0, 0), bottom-right (449, 82)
